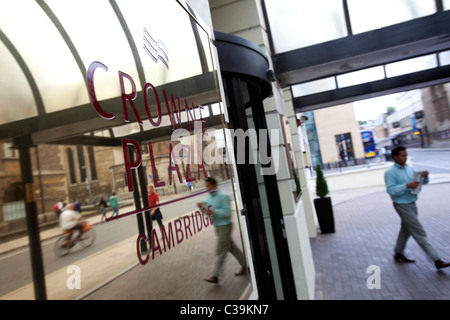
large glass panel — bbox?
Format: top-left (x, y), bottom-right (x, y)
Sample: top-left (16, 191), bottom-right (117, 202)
top-left (0, 0), bottom-right (252, 301)
top-left (291, 77), bottom-right (336, 97)
top-left (439, 50), bottom-right (450, 66)
top-left (336, 66), bottom-right (385, 88)
top-left (264, 0), bottom-right (347, 53)
top-left (347, 0), bottom-right (436, 34)
top-left (444, 0), bottom-right (450, 10)
top-left (0, 41), bottom-right (38, 124)
top-left (46, 0), bottom-right (139, 102)
top-left (385, 54), bottom-right (438, 78)
top-left (0, 0), bottom-right (88, 115)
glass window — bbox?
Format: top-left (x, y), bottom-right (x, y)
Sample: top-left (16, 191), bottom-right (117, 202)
top-left (439, 50), bottom-right (450, 66)
top-left (0, 40), bottom-right (38, 125)
top-left (0, 1), bottom-right (89, 114)
top-left (45, 0), bottom-right (138, 102)
top-left (264, 0), bottom-right (347, 53)
top-left (385, 54), bottom-right (438, 78)
top-left (291, 77), bottom-right (336, 97)
top-left (67, 148), bottom-right (76, 184)
top-left (444, 0), bottom-right (450, 10)
top-left (0, 0), bottom-right (253, 301)
top-left (336, 66), bottom-right (385, 88)
top-left (347, 0), bottom-right (436, 34)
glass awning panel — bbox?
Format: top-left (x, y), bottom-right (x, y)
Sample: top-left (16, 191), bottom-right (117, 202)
top-left (264, 0), bottom-right (443, 54)
top-left (0, 0), bottom-right (89, 123)
top-left (264, 0), bottom-right (347, 53)
top-left (445, 0), bottom-right (450, 10)
top-left (347, 0), bottom-right (437, 34)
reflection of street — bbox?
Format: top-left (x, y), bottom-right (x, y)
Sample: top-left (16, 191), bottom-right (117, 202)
top-left (149, 181), bottom-right (234, 222)
top-left (407, 149), bottom-right (450, 174)
top-left (0, 181), bottom-right (249, 300)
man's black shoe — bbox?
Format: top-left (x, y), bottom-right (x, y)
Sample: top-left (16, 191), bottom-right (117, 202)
top-left (394, 253), bottom-right (415, 263)
top-left (435, 260), bottom-right (450, 269)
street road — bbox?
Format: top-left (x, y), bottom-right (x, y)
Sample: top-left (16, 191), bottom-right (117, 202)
top-left (0, 182), bottom-right (234, 297)
top-left (407, 149), bottom-right (450, 174)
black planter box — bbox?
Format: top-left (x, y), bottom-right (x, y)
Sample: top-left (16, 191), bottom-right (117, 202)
top-left (314, 197), bottom-right (335, 234)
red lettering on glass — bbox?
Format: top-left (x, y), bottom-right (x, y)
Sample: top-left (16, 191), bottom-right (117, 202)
top-left (190, 213), bottom-right (197, 235)
top-left (163, 90), bottom-right (183, 130)
top-left (168, 144), bottom-right (183, 186)
top-left (147, 141), bottom-right (165, 188)
top-left (160, 223), bottom-right (175, 252)
top-left (202, 207), bottom-right (210, 227)
top-left (136, 234), bottom-right (149, 265)
top-left (135, 209), bottom-right (214, 266)
top-left (195, 210), bottom-right (203, 232)
top-left (122, 139), bottom-right (142, 192)
top-left (88, 61), bottom-right (206, 133)
top-left (198, 104), bottom-right (206, 134)
top-left (119, 71), bottom-right (142, 124)
top-left (143, 82), bottom-right (162, 127)
top-left (183, 215), bottom-right (193, 239)
top-left (198, 162), bottom-right (208, 180)
top-left (86, 61), bottom-right (114, 120)
top-left (151, 229), bottom-right (162, 259)
top-left (174, 219), bottom-right (184, 244)
top-left (181, 145), bottom-right (196, 183)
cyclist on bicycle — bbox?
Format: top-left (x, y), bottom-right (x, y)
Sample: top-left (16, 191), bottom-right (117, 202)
top-left (59, 202), bottom-right (85, 247)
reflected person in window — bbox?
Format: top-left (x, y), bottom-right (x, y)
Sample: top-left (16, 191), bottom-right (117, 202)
top-left (198, 177), bottom-right (248, 284)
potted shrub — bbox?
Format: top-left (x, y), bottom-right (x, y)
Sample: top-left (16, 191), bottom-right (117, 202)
top-left (314, 165), bottom-right (335, 234)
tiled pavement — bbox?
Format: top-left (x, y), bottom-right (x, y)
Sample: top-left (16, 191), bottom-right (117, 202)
top-left (312, 182), bottom-right (450, 300)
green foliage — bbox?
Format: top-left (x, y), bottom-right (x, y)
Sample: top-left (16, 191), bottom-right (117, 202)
top-left (292, 169), bottom-right (301, 198)
top-left (315, 165), bottom-right (329, 198)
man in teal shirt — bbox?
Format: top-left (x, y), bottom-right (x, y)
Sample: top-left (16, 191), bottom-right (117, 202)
top-left (385, 146), bottom-right (449, 269)
top-left (199, 177), bottom-right (247, 283)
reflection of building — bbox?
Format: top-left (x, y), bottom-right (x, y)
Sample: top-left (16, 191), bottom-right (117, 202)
top-left (0, 143), bottom-right (117, 232)
top-left (385, 91), bottom-right (424, 148)
top-left (422, 84), bottom-right (450, 147)
top-left (362, 85), bottom-right (450, 149)
top-left (0, 134), bottom-right (230, 232)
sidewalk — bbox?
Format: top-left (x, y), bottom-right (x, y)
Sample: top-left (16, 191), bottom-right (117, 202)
top-left (2, 173), bottom-right (450, 300)
top-left (312, 180), bottom-right (450, 300)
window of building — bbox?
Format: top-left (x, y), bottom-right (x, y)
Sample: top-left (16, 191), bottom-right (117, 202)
top-left (335, 133), bottom-right (354, 163)
top-left (2, 143), bottom-right (18, 158)
top-left (67, 148), bottom-right (76, 184)
top-left (347, 0), bottom-right (437, 34)
top-left (77, 146), bottom-right (86, 183)
top-left (443, 0), bottom-right (450, 10)
top-left (88, 146), bottom-right (97, 181)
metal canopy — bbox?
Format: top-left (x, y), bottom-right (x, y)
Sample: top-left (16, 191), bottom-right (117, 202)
top-left (273, 11), bottom-right (450, 87)
top-left (271, 11), bottom-right (450, 112)
top-left (293, 65), bottom-right (450, 112)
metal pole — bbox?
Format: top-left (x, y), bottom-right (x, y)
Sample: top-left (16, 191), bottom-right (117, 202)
top-left (128, 148), bottom-right (148, 253)
top-left (14, 135), bottom-right (47, 300)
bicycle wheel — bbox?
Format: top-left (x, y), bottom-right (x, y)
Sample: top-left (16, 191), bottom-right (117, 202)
top-left (54, 236), bottom-right (71, 257)
top-left (78, 229), bottom-right (96, 248)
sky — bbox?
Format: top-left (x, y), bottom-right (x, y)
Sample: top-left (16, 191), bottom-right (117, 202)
top-left (353, 93), bottom-right (402, 121)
